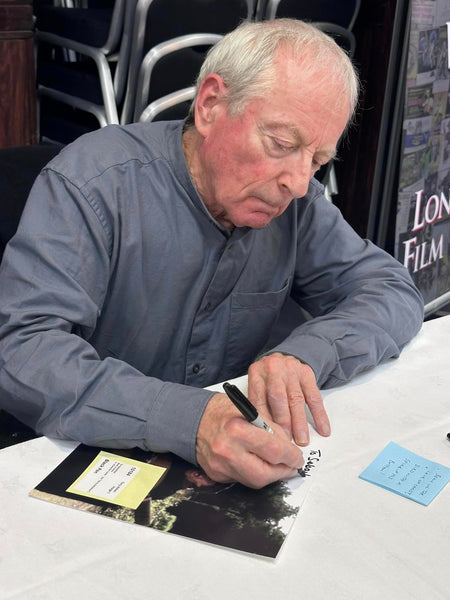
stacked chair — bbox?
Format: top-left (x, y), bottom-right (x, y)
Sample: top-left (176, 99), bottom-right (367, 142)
top-left (33, 0), bottom-right (360, 144)
top-left (35, 0), bottom-right (137, 142)
top-left (34, 0), bottom-right (253, 143)
top-left (256, 0), bottom-right (360, 29)
top-left (123, 0), bottom-right (253, 124)
top-left (257, 0), bottom-right (360, 57)
top-left (133, 33), bottom-right (223, 124)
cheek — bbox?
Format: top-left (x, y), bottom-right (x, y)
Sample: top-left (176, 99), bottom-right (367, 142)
top-left (228, 144), bottom-right (274, 182)
top-left (209, 124), bottom-right (275, 184)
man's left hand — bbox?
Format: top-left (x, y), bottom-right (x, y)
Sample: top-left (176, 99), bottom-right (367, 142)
top-left (247, 353), bottom-right (330, 446)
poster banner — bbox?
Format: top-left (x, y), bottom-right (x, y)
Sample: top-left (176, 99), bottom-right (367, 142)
top-left (396, 0), bottom-right (450, 306)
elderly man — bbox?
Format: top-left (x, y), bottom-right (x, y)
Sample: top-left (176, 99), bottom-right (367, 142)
top-left (0, 19), bottom-right (423, 488)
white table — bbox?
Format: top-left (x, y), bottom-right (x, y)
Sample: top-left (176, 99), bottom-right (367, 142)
top-left (1, 316), bottom-right (450, 600)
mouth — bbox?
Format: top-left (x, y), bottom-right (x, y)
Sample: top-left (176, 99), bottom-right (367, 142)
top-left (252, 197), bottom-right (290, 220)
top-left (247, 195), bottom-right (282, 211)
top-left (238, 202), bottom-right (280, 229)
top-left (221, 194), bottom-right (291, 229)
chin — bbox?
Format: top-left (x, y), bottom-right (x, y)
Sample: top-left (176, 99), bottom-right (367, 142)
top-left (242, 213), bottom-right (274, 229)
top-left (229, 207), bottom-right (273, 229)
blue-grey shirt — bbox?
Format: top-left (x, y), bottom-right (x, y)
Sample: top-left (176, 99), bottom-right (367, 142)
top-left (0, 121), bottom-right (424, 464)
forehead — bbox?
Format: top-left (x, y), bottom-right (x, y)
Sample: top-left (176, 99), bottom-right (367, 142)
top-left (271, 45), bottom-right (349, 102)
top-left (243, 53), bottom-right (350, 155)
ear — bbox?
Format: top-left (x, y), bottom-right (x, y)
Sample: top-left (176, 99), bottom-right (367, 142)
top-left (194, 74), bottom-right (228, 137)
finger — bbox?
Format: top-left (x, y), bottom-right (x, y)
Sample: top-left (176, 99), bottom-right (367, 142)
top-left (247, 362), bottom-right (272, 417)
top-left (248, 357), bottom-right (294, 434)
top-left (306, 390), bottom-right (330, 437)
top-left (284, 377), bottom-right (309, 445)
top-left (297, 365), bottom-right (331, 440)
top-left (230, 456), bottom-right (301, 489)
top-left (199, 437), bottom-right (301, 489)
top-left (242, 420), bottom-right (303, 468)
top-left (263, 355), bottom-right (310, 440)
top-left (229, 422), bottom-right (304, 488)
top-left (200, 416), bottom-right (304, 488)
top-left (265, 375), bottom-right (295, 435)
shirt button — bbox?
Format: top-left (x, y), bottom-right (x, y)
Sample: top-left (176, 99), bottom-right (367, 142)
top-left (205, 302), bottom-right (212, 311)
top-left (192, 364), bottom-right (200, 374)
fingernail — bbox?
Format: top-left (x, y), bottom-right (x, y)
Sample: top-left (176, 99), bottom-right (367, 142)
top-left (321, 422), bottom-right (331, 436)
top-left (296, 431), bottom-right (309, 446)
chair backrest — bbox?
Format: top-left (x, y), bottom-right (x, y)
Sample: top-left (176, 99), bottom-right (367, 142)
top-left (35, 0), bottom-right (125, 53)
top-left (258, 0), bottom-right (361, 30)
top-left (122, 0), bottom-right (251, 124)
top-left (0, 145), bottom-right (62, 262)
top-left (133, 33), bottom-right (223, 121)
top-left (142, 0), bottom-right (251, 50)
top-left (139, 87), bottom-right (195, 123)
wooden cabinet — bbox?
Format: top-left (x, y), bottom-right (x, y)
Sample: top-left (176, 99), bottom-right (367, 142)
top-left (0, 1), bottom-right (37, 148)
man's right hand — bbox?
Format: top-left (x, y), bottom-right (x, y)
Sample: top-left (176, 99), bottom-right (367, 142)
top-left (195, 393), bottom-right (304, 489)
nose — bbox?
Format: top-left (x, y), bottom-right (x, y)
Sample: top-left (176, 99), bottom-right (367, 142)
top-left (277, 153), bottom-right (313, 200)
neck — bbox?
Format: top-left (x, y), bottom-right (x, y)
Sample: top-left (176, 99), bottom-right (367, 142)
top-left (182, 128), bottom-right (202, 191)
top-left (182, 127), bottom-right (234, 231)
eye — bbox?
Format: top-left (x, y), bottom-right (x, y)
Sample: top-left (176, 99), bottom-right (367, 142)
top-left (268, 137), bottom-right (295, 154)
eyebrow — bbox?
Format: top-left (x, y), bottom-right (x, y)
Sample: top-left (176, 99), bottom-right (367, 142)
top-left (264, 122), bottom-right (301, 141)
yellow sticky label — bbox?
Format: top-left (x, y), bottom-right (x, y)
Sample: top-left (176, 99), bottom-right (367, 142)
top-left (66, 451), bottom-right (166, 509)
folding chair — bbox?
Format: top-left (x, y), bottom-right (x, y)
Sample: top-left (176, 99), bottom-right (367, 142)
top-left (256, 0), bottom-right (361, 30)
top-left (121, 0), bottom-right (252, 125)
top-left (35, 0), bottom-right (136, 139)
top-left (133, 33), bottom-right (223, 122)
top-left (138, 87), bottom-right (196, 123)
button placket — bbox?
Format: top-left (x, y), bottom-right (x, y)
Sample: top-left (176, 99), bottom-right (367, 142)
top-left (185, 231), bottom-right (253, 385)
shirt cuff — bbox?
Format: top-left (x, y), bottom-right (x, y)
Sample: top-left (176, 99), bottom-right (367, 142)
top-left (145, 382), bottom-right (215, 465)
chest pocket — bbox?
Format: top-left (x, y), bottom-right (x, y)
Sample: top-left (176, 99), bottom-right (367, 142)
top-left (225, 278), bottom-right (292, 375)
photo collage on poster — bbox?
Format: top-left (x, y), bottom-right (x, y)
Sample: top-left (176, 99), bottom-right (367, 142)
top-left (396, 0), bottom-right (450, 304)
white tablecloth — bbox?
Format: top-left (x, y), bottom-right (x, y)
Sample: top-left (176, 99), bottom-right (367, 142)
top-left (1, 316), bottom-right (449, 600)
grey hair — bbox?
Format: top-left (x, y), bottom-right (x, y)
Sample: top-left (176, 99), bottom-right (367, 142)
top-left (186, 18), bottom-right (359, 127)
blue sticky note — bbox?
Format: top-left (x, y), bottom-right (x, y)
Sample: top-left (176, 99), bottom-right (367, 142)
top-left (359, 442), bottom-right (450, 506)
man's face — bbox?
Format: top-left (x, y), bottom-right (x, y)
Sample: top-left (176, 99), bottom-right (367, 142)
top-left (195, 51), bottom-right (351, 230)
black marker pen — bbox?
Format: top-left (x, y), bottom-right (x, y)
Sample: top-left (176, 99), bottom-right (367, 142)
top-left (223, 382), bottom-right (273, 433)
top-left (222, 382), bottom-right (305, 477)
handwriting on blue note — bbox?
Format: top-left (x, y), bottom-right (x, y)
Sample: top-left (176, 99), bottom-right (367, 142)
top-left (359, 442), bottom-right (450, 506)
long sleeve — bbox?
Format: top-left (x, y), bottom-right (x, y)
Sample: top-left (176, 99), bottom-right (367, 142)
top-left (270, 189), bottom-right (424, 388)
top-left (0, 135), bottom-right (215, 465)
